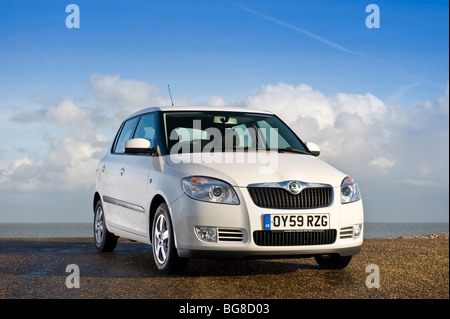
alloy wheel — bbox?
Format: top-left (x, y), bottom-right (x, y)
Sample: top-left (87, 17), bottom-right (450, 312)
top-left (154, 214), bottom-right (169, 265)
top-left (95, 205), bottom-right (104, 245)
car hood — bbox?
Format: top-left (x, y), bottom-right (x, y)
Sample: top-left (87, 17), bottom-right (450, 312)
top-left (165, 152), bottom-right (347, 187)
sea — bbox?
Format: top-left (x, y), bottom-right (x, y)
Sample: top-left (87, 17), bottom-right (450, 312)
top-left (0, 222), bottom-right (448, 239)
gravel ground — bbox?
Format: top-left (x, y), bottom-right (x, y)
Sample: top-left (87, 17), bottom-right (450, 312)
top-left (0, 234), bottom-right (448, 299)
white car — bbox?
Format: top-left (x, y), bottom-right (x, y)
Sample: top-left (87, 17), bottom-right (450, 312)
top-left (93, 106), bottom-right (363, 273)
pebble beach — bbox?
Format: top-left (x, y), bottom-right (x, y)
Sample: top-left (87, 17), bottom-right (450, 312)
top-left (0, 233), bottom-right (448, 299)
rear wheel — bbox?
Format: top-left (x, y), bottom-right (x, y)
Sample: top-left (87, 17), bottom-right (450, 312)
top-left (314, 254), bottom-right (352, 269)
top-left (152, 203), bottom-right (188, 274)
top-left (94, 201), bottom-right (118, 252)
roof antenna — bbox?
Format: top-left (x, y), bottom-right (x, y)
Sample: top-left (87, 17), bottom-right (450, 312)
top-left (167, 84), bottom-right (174, 106)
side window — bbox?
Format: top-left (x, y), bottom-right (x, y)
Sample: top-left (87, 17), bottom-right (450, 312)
top-left (113, 117), bottom-right (139, 154)
top-left (134, 113), bottom-right (156, 147)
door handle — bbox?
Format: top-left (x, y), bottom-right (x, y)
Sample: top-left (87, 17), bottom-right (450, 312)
top-left (101, 164), bottom-right (106, 173)
top-left (120, 167), bottom-right (125, 176)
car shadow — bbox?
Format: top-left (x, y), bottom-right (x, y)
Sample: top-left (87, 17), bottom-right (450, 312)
top-left (0, 238), bottom-right (322, 279)
top-left (180, 258), bottom-right (320, 278)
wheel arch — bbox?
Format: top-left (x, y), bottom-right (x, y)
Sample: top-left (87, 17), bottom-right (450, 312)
top-left (93, 192), bottom-right (101, 213)
top-left (149, 194), bottom-right (167, 243)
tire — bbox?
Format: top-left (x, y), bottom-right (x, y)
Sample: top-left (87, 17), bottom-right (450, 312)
top-left (94, 201), bottom-right (118, 252)
top-left (314, 254), bottom-right (353, 270)
top-left (152, 203), bottom-right (188, 274)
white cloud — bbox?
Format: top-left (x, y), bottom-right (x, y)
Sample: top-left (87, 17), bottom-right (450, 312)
top-left (47, 99), bottom-right (88, 128)
top-left (426, 82), bottom-right (449, 115)
top-left (0, 74), bottom-right (183, 193)
top-left (240, 83), bottom-right (387, 131)
top-left (241, 83), bottom-right (336, 129)
top-left (0, 156), bottom-right (43, 192)
top-left (0, 96), bottom-right (107, 192)
top-left (239, 83), bottom-right (389, 168)
top-left (47, 137), bottom-right (104, 190)
top-left (332, 92), bottom-right (386, 124)
top-left (240, 82), bottom-right (448, 186)
top-left (203, 95), bottom-right (228, 107)
top-left (89, 74), bottom-right (170, 119)
top-left (369, 156), bottom-right (395, 171)
top-left (0, 76), bottom-right (448, 222)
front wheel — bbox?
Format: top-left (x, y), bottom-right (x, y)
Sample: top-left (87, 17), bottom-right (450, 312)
top-left (94, 201), bottom-right (118, 252)
top-left (314, 254), bottom-right (353, 269)
top-left (152, 203), bottom-right (188, 274)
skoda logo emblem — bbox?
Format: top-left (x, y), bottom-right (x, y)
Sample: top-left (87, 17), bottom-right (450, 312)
top-left (288, 181), bottom-right (302, 194)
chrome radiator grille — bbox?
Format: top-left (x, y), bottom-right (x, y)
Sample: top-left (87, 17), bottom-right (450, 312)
top-left (248, 187), bottom-right (332, 209)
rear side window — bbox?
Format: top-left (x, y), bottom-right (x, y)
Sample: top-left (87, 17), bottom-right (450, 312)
top-left (113, 117), bottom-right (139, 154)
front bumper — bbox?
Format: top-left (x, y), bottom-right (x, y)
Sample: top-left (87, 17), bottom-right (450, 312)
top-left (169, 186), bottom-right (364, 259)
top-left (177, 245), bottom-right (361, 259)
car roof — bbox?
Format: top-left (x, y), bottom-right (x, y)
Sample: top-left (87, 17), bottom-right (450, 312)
top-left (125, 105), bottom-right (274, 120)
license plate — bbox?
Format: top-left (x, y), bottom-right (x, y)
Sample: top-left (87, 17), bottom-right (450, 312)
top-left (264, 214), bottom-right (329, 231)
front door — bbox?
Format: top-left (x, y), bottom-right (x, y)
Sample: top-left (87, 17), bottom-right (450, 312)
top-left (116, 112), bottom-right (156, 238)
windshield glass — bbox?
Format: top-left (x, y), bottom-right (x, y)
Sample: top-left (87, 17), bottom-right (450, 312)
top-left (163, 111), bottom-right (309, 155)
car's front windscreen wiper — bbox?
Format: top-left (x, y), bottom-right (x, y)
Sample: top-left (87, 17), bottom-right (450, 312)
top-left (276, 147), bottom-right (311, 155)
top-left (230, 146), bottom-right (310, 155)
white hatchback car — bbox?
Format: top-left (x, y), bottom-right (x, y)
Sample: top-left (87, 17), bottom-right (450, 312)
top-left (93, 106), bottom-right (363, 273)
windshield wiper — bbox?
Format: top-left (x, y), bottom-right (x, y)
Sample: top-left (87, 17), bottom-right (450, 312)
top-left (277, 147), bottom-right (311, 155)
top-left (221, 146), bottom-right (310, 154)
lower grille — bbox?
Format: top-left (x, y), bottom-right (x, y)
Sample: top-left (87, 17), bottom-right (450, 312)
top-left (253, 229), bottom-right (337, 246)
top-left (340, 226), bottom-right (353, 239)
top-left (218, 228), bottom-right (245, 242)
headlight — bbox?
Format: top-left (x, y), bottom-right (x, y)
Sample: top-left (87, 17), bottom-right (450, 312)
top-left (340, 176), bottom-right (361, 204)
top-left (181, 176), bottom-right (240, 205)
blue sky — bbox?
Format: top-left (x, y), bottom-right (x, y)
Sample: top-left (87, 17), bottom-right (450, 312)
top-left (1, 0), bottom-right (447, 101)
top-left (0, 0), bottom-right (448, 223)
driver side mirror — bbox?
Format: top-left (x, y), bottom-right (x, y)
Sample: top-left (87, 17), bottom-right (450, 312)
top-left (124, 138), bottom-right (155, 155)
top-left (306, 142), bottom-right (320, 157)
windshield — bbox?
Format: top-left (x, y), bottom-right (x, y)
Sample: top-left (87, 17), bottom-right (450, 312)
top-left (163, 111), bottom-right (310, 155)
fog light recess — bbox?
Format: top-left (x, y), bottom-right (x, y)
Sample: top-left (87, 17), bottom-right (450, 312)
top-left (194, 226), bottom-right (218, 243)
top-left (354, 224), bottom-right (363, 239)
